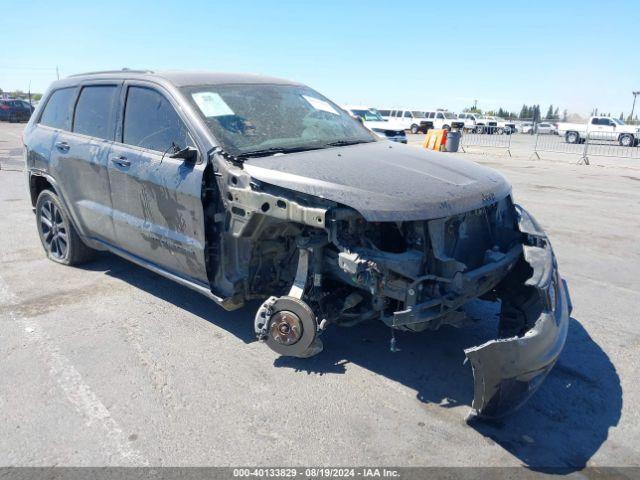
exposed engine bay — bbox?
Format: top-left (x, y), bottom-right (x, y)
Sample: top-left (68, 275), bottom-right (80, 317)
top-left (203, 153), bottom-right (571, 420)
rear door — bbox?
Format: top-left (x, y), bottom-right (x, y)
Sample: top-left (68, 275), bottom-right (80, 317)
top-left (107, 82), bottom-right (209, 284)
top-left (46, 83), bottom-right (118, 242)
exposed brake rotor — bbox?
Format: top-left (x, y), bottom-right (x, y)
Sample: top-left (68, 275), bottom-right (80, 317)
top-left (255, 296), bottom-right (323, 358)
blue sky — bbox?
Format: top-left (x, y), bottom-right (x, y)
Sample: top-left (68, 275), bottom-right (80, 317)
top-left (1, 0), bottom-right (638, 116)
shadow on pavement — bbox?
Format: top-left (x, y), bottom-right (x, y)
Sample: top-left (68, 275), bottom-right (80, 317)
top-left (86, 255), bottom-right (621, 472)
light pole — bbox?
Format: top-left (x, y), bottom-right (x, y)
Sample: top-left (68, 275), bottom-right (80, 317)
top-left (631, 91), bottom-right (640, 123)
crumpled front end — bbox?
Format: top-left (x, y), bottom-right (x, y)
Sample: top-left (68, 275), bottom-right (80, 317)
top-left (464, 206), bottom-right (572, 420)
top-left (216, 154), bottom-right (570, 419)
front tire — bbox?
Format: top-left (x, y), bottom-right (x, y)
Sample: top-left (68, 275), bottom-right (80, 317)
top-left (35, 189), bottom-right (97, 265)
top-left (496, 127), bottom-right (505, 135)
top-left (566, 131), bottom-right (579, 144)
top-left (410, 124), bottom-right (420, 134)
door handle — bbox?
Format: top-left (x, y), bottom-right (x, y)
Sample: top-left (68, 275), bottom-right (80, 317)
top-left (110, 156), bottom-right (131, 167)
top-left (55, 141), bottom-right (70, 153)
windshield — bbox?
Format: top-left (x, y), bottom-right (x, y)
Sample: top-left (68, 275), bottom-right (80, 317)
top-left (613, 118), bottom-right (625, 125)
top-left (183, 84), bottom-right (376, 157)
top-left (351, 109), bottom-right (385, 122)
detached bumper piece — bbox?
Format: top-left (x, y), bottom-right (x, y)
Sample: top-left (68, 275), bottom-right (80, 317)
top-left (464, 206), bottom-right (571, 420)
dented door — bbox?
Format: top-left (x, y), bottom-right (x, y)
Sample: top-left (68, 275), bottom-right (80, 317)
top-left (107, 83), bottom-right (209, 284)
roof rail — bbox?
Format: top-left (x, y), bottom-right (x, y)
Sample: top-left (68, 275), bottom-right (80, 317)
top-left (68, 68), bottom-right (154, 78)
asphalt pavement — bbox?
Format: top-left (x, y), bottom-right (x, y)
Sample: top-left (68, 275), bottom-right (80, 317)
top-left (1, 122), bottom-right (639, 470)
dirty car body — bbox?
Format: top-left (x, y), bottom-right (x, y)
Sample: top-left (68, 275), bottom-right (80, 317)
top-left (24, 71), bottom-right (571, 419)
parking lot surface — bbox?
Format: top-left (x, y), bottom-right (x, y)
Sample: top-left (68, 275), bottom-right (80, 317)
top-left (1, 122), bottom-right (639, 470)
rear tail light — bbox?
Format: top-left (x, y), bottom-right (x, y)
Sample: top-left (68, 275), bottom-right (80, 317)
top-left (0, 104), bottom-right (10, 110)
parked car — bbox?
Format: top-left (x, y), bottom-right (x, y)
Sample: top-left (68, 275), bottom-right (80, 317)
top-left (0, 99), bottom-right (34, 122)
top-left (517, 122), bottom-right (534, 134)
top-left (378, 109), bottom-right (434, 134)
top-left (24, 70), bottom-right (570, 420)
top-left (557, 116), bottom-right (640, 146)
top-left (343, 105), bottom-right (407, 143)
top-left (422, 110), bottom-right (464, 130)
top-left (534, 122), bottom-right (558, 135)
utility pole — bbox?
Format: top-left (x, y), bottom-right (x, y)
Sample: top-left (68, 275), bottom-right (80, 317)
top-left (28, 81), bottom-right (32, 106)
top-left (631, 91), bottom-right (640, 124)
top-left (56, 65), bottom-right (60, 80)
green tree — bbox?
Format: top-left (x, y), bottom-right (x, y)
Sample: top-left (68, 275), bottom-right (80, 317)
top-left (532, 105), bottom-right (541, 122)
top-left (519, 104), bottom-right (527, 119)
top-left (562, 109), bottom-right (568, 121)
top-left (545, 105), bottom-right (554, 119)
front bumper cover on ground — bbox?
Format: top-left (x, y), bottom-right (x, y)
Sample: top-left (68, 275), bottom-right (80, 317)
top-left (464, 206), bottom-right (572, 420)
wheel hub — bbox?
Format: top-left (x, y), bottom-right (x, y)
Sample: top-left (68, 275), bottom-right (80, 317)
top-left (254, 296), bottom-right (323, 358)
top-left (270, 310), bottom-right (302, 346)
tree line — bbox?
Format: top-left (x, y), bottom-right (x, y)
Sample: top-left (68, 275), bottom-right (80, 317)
top-left (465, 103), bottom-right (639, 124)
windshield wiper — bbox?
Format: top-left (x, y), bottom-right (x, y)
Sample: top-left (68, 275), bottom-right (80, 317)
top-left (236, 145), bottom-right (323, 159)
top-left (324, 139), bottom-right (372, 147)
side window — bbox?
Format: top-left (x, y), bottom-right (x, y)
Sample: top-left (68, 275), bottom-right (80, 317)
top-left (379, 110), bottom-right (390, 117)
top-left (591, 118), bottom-right (599, 125)
top-left (39, 88), bottom-right (75, 130)
top-left (429, 112), bottom-right (435, 119)
top-left (600, 118), bottom-right (612, 126)
top-left (403, 111), bottom-right (412, 118)
top-left (73, 85), bottom-right (118, 140)
top-left (123, 86), bottom-right (192, 153)
top-left (437, 112), bottom-right (444, 119)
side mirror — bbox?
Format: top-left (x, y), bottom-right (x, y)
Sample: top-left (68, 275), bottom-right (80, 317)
top-left (170, 145), bottom-right (198, 163)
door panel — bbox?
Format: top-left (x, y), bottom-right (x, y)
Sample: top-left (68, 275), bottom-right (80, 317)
top-left (107, 83), bottom-right (208, 284)
top-left (49, 130), bottom-right (116, 242)
top-left (107, 144), bottom-right (208, 283)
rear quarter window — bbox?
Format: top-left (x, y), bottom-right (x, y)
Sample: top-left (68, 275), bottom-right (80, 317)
top-left (73, 85), bottom-right (118, 140)
top-left (39, 88), bottom-right (76, 130)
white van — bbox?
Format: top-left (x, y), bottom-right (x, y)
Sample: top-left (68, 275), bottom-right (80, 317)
top-left (423, 110), bottom-right (465, 130)
top-left (377, 109), bottom-right (434, 134)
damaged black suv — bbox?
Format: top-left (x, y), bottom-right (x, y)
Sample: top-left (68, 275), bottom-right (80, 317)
top-left (24, 70), bottom-right (571, 419)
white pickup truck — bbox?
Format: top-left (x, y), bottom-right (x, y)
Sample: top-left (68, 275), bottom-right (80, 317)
top-left (457, 113), bottom-right (514, 134)
top-left (557, 116), bottom-right (640, 146)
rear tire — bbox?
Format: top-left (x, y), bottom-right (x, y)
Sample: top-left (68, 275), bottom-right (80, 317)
top-left (496, 127), bottom-right (505, 135)
top-left (442, 124), bottom-right (450, 131)
top-left (410, 124), bottom-right (419, 134)
top-left (619, 134), bottom-right (634, 147)
top-left (35, 189), bottom-right (97, 266)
